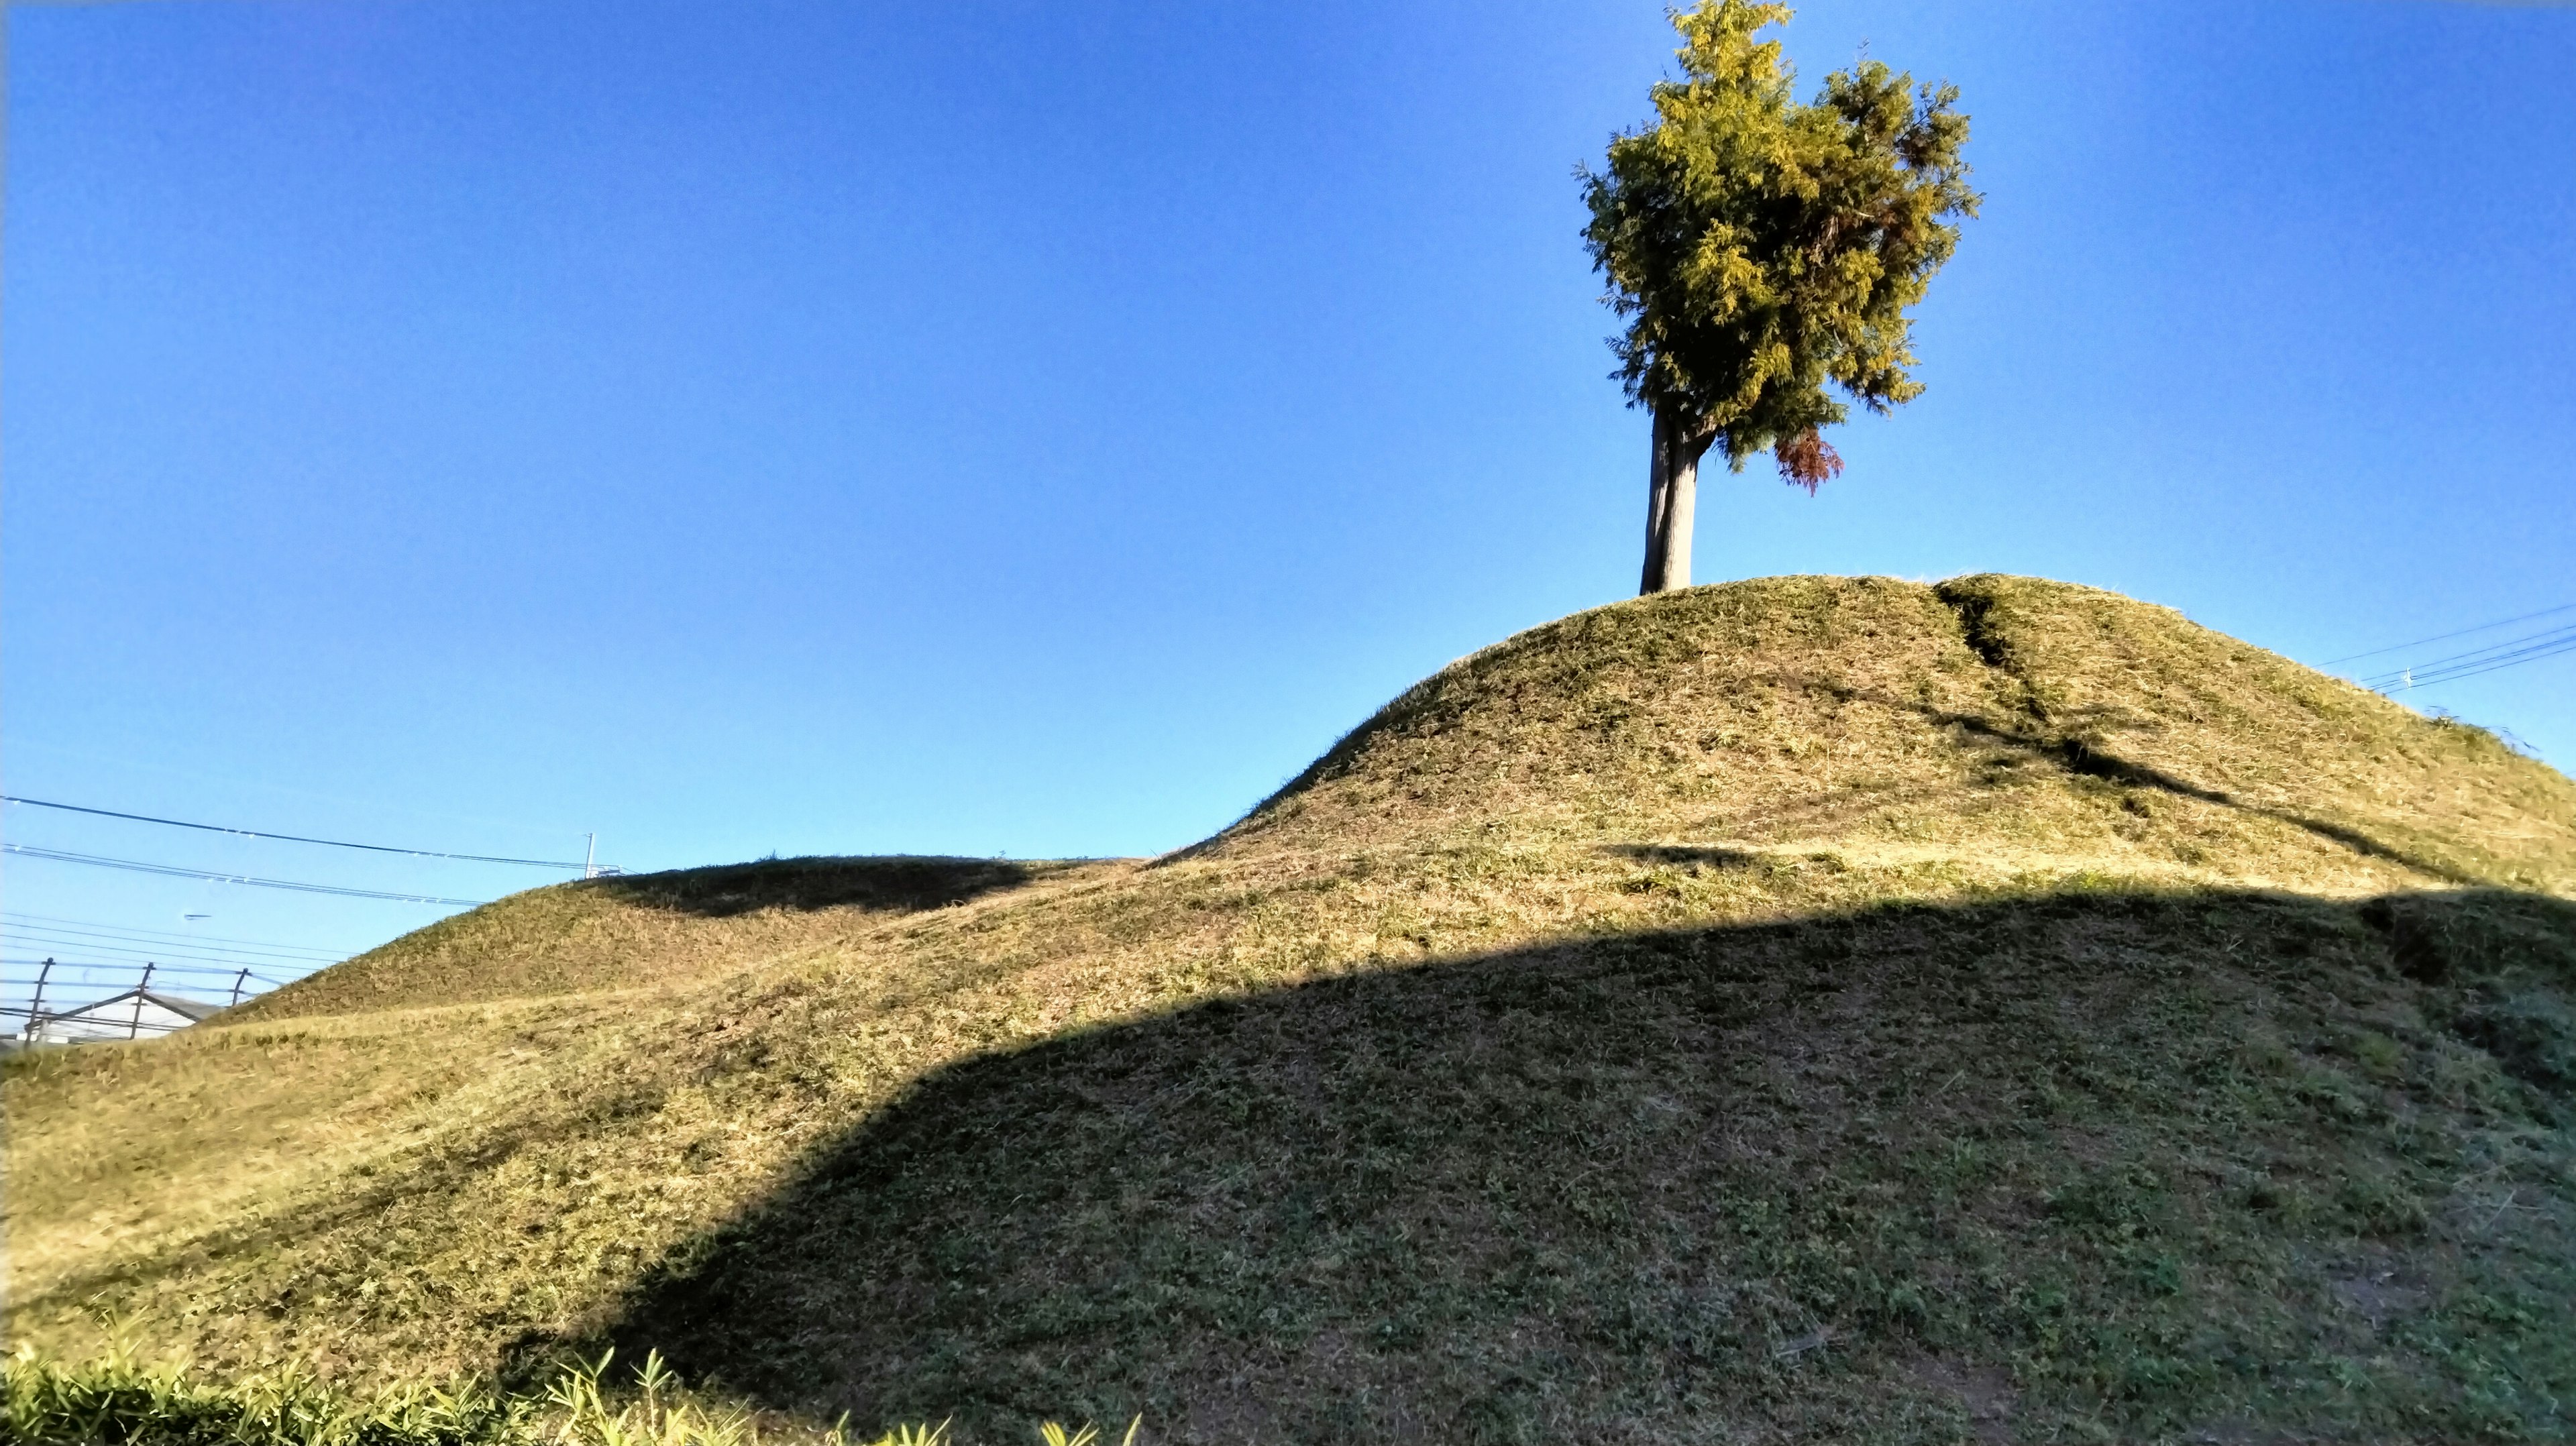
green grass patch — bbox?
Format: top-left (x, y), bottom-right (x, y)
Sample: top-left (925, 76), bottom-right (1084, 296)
top-left (0, 1346), bottom-right (1123, 1445)
top-left (9, 577), bottom-right (2575, 1443)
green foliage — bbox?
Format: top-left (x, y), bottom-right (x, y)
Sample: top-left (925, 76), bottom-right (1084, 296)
top-left (0, 1346), bottom-right (1157, 1445)
top-left (1, 1339), bottom-right (528, 1446)
top-left (1032, 1423), bottom-right (1135, 1446)
top-left (1580, 1), bottom-right (1976, 483)
top-left (0, 1347), bottom-right (963, 1446)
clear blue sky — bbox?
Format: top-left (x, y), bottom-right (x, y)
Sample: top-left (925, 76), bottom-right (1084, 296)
top-left (5, 0), bottom-right (2572, 991)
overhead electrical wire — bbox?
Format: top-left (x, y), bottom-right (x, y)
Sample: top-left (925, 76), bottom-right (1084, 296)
top-left (2370, 641), bottom-right (2576, 691)
top-left (1, 911), bottom-right (356, 955)
top-left (6, 916), bottom-right (345, 953)
top-left (1, 918), bottom-right (347, 962)
top-left (1, 956), bottom-right (290, 985)
top-left (0, 934), bottom-right (339, 970)
top-left (2358, 622), bottom-right (2576, 693)
top-left (1, 938), bottom-right (333, 970)
top-left (0, 795), bottom-right (587, 869)
top-left (2324, 602), bottom-right (2576, 666)
top-left (2359, 634), bottom-right (2565, 690)
top-left (4, 937), bottom-right (313, 968)
top-left (1, 844), bottom-right (488, 907)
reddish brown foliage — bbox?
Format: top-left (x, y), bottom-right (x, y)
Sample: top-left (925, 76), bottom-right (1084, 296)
top-left (1774, 428), bottom-right (1844, 494)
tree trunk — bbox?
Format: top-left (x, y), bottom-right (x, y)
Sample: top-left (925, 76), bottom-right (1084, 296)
top-left (1640, 404), bottom-right (1715, 594)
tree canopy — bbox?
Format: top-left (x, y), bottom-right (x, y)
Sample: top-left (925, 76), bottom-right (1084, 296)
top-left (1582, 1), bottom-right (1976, 492)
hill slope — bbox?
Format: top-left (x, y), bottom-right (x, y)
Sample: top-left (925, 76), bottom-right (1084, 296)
top-left (9, 576), bottom-right (2575, 1443)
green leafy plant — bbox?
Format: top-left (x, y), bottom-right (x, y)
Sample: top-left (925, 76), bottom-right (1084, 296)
top-left (1032, 1419), bottom-right (1137, 1446)
top-left (1582, 1), bottom-right (1977, 590)
top-left (0, 1345), bottom-right (968, 1446)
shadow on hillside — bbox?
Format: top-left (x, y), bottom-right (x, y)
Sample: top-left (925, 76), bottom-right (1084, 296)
top-left (558, 886), bottom-right (2576, 1441)
top-left (1819, 681), bottom-right (2493, 886)
top-left (588, 856), bottom-right (1044, 917)
top-left (1601, 843), bottom-right (1761, 868)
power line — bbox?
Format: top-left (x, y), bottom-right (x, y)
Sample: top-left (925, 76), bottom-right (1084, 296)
top-left (0, 932), bottom-right (339, 970)
top-left (2324, 602), bottom-right (2576, 665)
top-left (1, 911), bottom-right (358, 954)
top-left (2, 919), bottom-right (346, 962)
top-left (2367, 645), bottom-right (2576, 693)
top-left (0, 796), bottom-right (586, 869)
top-left (5, 917), bottom-right (345, 956)
top-left (2364, 626), bottom-right (2576, 688)
top-left (1, 845), bottom-right (488, 907)
top-left (1, 928), bottom-right (337, 964)
top-left (3, 956), bottom-right (292, 985)
top-left (2366, 646), bottom-right (2573, 693)
top-left (1, 940), bottom-right (332, 972)
top-left (2359, 622), bottom-right (2576, 692)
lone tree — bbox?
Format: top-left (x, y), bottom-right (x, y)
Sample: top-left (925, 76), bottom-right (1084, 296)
top-left (1582, 1), bottom-right (1976, 594)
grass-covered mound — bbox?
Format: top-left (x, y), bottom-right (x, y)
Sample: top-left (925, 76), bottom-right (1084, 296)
top-left (233, 855), bottom-right (1082, 1017)
top-left (7, 576), bottom-right (2574, 1443)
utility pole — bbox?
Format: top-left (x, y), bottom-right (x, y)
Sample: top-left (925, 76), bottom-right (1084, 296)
top-left (230, 968), bottom-right (250, 1007)
top-left (584, 833), bottom-right (598, 880)
top-left (27, 958), bottom-right (52, 1042)
top-left (133, 962), bottom-right (156, 1040)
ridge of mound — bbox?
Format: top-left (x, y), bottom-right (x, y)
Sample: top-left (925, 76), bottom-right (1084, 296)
top-left (1214, 575), bottom-right (2573, 893)
top-left (7, 576), bottom-right (2573, 1443)
top-left (235, 855), bottom-right (1087, 1019)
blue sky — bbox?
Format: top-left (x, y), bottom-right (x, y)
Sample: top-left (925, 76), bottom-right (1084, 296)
top-left (5, 0), bottom-right (2572, 990)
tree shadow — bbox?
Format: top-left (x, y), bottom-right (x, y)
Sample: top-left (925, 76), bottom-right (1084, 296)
top-left (1816, 681), bottom-right (2491, 886)
top-left (562, 887), bottom-right (2576, 1443)
top-left (1600, 843), bottom-right (1761, 868)
top-left (586, 856), bottom-right (1049, 918)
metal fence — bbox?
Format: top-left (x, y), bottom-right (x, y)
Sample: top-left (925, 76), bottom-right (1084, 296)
top-left (3, 957), bottom-right (290, 1046)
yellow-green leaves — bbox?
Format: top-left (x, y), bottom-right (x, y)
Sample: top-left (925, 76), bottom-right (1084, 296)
top-left (1581, 1), bottom-right (1976, 485)
top-left (1034, 1418), bottom-right (1140, 1446)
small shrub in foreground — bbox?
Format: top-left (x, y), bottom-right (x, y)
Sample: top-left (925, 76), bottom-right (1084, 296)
top-left (0, 1347), bottom-right (1112, 1446)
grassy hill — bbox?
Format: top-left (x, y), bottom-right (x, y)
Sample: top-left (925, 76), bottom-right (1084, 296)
top-left (9, 575), bottom-right (2575, 1443)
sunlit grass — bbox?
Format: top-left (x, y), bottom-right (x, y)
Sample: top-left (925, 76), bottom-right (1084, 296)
top-left (1, 1343), bottom-right (1124, 1446)
top-left (7, 577), bottom-right (2573, 1441)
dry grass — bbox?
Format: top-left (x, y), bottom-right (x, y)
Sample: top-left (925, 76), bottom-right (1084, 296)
top-left (235, 856), bottom-right (1088, 1017)
top-left (7, 576), bottom-right (2573, 1443)
top-left (1210, 575), bottom-right (2571, 895)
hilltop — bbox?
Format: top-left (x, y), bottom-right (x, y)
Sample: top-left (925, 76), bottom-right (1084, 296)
top-left (8, 575), bottom-right (2574, 1443)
